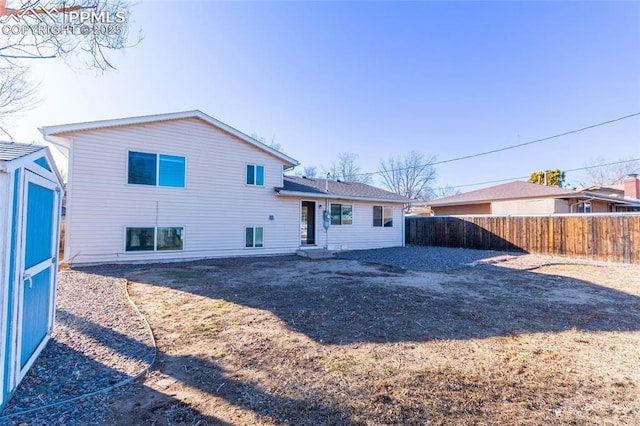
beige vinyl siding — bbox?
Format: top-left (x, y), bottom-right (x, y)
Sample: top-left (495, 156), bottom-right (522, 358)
top-left (307, 199), bottom-right (404, 250)
top-left (65, 118), bottom-right (297, 264)
top-left (492, 198), bottom-right (564, 215)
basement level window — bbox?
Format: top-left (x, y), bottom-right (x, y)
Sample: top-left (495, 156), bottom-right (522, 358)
top-left (125, 227), bottom-right (184, 252)
top-left (245, 227), bottom-right (264, 248)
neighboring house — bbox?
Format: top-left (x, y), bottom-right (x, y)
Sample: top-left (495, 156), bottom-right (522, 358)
top-left (426, 179), bottom-right (640, 216)
top-left (40, 110), bottom-right (409, 265)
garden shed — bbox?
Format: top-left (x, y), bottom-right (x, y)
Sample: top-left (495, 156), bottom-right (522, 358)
top-left (0, 142), bottom-right (62, 410)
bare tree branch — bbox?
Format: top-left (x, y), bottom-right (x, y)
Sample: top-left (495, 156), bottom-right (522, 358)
top-left (326, 152), bottom-right (372, 184)
top-left (0, 65), bottom-right (38, 139)
top-left (577, 157), bottom-right (640, 186)
top-left (0, 0), bottom-right (140, 137)
top-left (379, 151), bottom-right (437, 200)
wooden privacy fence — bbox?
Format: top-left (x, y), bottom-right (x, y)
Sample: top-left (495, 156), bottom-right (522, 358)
top-left (405, 214), bottom-right (640, 264)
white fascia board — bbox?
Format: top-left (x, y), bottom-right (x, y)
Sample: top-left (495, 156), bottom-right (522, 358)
top-left (39, 133), bottom-right (71, 159)
top-left (581, 191), bottom-right (640, 205)
top-left (275, 190), bottom-right (409, 204)
top-left (429, 194), bottom-right (577, 208)
top-left (39, 110), bottom-right (300, 168)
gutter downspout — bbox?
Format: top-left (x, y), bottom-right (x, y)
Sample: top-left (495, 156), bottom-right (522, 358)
top-left (402, 204), bottom-right (406, 247)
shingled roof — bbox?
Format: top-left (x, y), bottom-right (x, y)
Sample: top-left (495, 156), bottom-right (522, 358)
top-left (427, 181), bottom-right (579, 207)
top-left (0, 141), bottom-right (45, 162)
top-left (277, 175), bottom-right (411, 203)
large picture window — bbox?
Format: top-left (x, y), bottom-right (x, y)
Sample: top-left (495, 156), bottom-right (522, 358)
top-left (373, 206), bottom-right (393, 227)
top-left (331, 203), bottom-right (353, 225)
top-left (245, 227), bottom-right (264, 248)
top-left (128, 151), bottom-right (186, 188)
top-left (125, 227), bottom-right (184, 252)
top-left (246, 164), bottom-right (265, 186)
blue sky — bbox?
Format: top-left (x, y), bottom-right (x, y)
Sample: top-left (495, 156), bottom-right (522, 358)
top-left (10, 0), bottom-right (640, 191)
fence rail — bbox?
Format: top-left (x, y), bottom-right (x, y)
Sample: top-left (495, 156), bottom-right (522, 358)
top-left (405, 214), bottom-right (640, 264)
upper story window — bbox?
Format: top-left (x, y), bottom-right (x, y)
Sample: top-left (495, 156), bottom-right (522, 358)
top-left (373, 206), bottom-right (393, 227)
top-left (128, 151), bottom-right (186, 188)
top-left (246, 164), bottom-right (265, 186)
top-left (331, 203), bottom-right (353, 225)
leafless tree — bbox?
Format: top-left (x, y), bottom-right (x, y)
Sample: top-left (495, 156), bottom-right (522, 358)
top-left (0, 0), bottom-right (139, 135)
top-left (326, 152), bottom-right (371, 184)
top-left (0, 65), bottom-right (37, 138)
top-left (295, 165), bottom-right (318, 178)
top-left (430, 184), bottom-right (461, 200)
top-left (251, 132), bottom-right (283, 152)
top-left (379, 151), bottom-right (437, 200)
top-left (577, 157), bottom-right (640, 186)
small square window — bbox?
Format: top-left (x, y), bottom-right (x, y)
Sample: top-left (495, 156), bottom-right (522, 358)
top-left (246, 164), bottom-right (265, 186)
top-left (373, 206), bottom-right (393, 227)
top-left (331, 204), bottom-right (353, 225)
top-left (245, 227), bottom-right (264, 248)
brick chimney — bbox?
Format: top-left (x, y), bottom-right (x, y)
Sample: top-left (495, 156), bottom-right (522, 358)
top-left (624, 174), bottom-right (640, 199)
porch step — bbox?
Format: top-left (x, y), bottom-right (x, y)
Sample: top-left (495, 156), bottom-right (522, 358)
top-left (296, 249), bottom-right (336, 259)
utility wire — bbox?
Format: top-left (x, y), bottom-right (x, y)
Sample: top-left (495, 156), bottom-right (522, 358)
top-left (352, 112), bottom-right (640, 178)
top-left (429, 158), bottom-right (640, 192)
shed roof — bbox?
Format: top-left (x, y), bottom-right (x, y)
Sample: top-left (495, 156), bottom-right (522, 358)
top-left (427, 181), bottom-right (578, 207)
top-left (277, 176), bottom-right (411, 203)
top-left (0, 141), bottom-right (45, 162)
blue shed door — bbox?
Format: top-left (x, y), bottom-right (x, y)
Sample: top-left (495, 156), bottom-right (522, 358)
top-left (15, 170), bottom-right (59, 382)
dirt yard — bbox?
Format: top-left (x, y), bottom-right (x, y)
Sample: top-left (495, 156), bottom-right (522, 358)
top-left (108, 253), bottom-right (640, 425)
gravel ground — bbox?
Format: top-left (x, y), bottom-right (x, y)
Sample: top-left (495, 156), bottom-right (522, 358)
top-left (337, 245), bottom-right (525, 271)
top-left (337, 245), bottom-right (628, 271)
top-left (0, 268), bottom-right (156, 426)
top-left (0, 246), bottom-right (633, 425)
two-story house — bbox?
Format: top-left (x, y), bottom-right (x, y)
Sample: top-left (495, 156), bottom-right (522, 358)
top-left (41, 111), bottom-right (409, 265)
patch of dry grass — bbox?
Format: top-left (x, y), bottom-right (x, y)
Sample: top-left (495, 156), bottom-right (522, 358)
top-left (118, 257), bottom-right (640, 425)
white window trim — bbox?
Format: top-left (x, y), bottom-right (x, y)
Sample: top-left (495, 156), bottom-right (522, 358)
top-left (373, 205), bottom-right (394, 227)
top-left (330, 203), bottom-right (353, 225)
top-left (244, 226), bottom-right (265, 249)
top-left (126, 150), bottom-right (187, 188)
top-left (123, 226), bottom-right (185, 253)
top-left (245, 163), bottom-right (265, 187)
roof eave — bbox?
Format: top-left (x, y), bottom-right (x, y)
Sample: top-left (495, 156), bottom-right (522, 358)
top-left (428, 193), bottom-right (578, 207)
top-left (40, 110), bottom-right (300, 168)
top-left (275, 189), bottom-right (410, 204)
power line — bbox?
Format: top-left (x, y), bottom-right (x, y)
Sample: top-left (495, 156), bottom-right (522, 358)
top-left (431, 113), bottom-right (640, 167)
top-left (429, 158), bottom-right (640, 192)
top-left (353, 112), bottom-right (640, 178)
